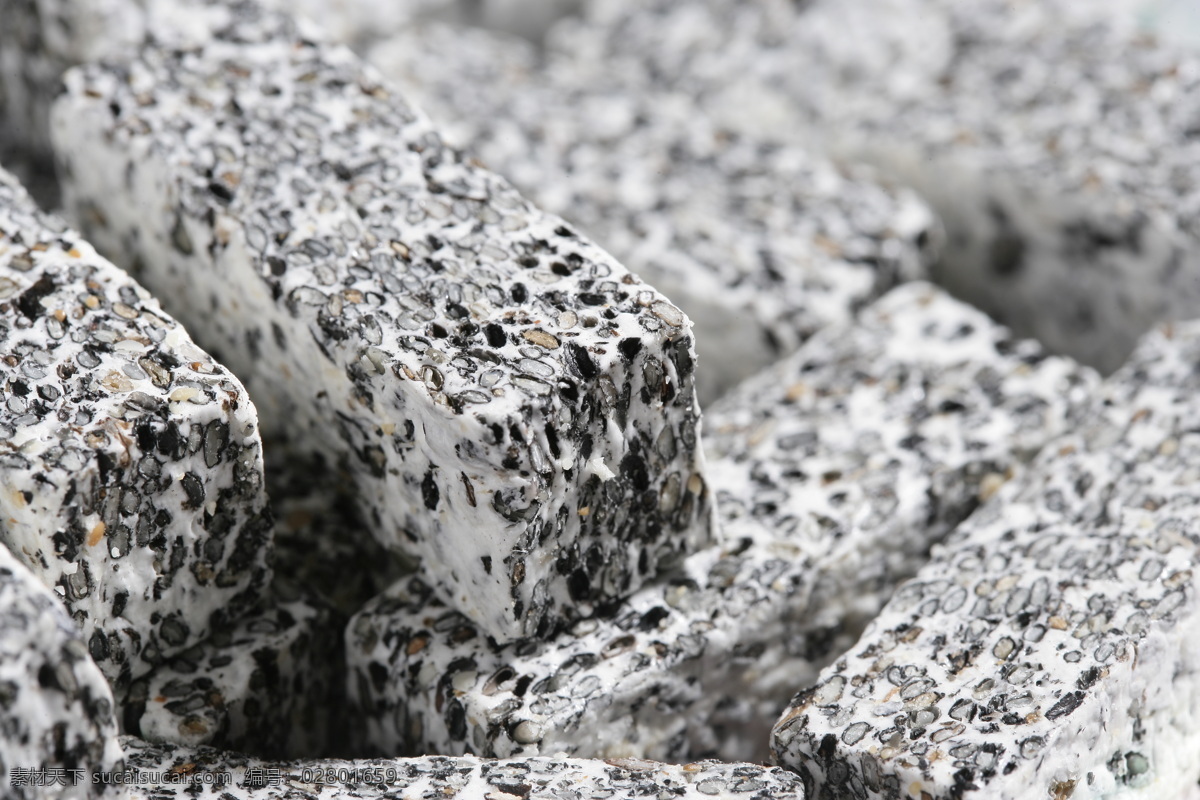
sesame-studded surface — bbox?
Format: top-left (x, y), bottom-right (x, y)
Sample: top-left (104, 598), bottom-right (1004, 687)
top-left (0, 0), bottom-right (135, 178)
top-left (124, 593), bottom-right (342, 760)
top-left (345, 283), bottom-right (1096, 762)
top-left (0, 165), bottom-right (273, 692)
top-left (0, 0), bottom-right (446, 207)
top-left (0, 543), bottom-right (126, 799)
top-left (367, 20), bottom-right (937, 403)
top-left (548, 0), bottom-right (1200, 374)
top-left (829, 0), bottom-right (1200, 376)
top-left (52, 2), bottom-right (713, 644)
top-left (772, 319), bottom-right (1200, 798)
top-left (118, 737), bottom-right (806, 799)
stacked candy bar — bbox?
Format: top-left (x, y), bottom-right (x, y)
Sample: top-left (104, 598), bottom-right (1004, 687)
top-left (346, 283), bottom-right (1096, 762)
top-left (0, 543), bottom-right (126, 799)
top-left (833, 0), bottom-right (1200, 375)
top-left (773, 320), bottom-right (1200, 797)
top-left (124, 592), bottom-right (341, 759)
top-left (367, 20), bottom-right (937, 402)
top-left (52, 2), bottom-right (713, 645)
top-left (545, 0), bottom-right (950, 141)
top-left (118, 737), bottom-right (806, 799)
top-left (0, 165), bottom-right (273, 692)
top-left (0, 0), bottom-right (122, 192)
top-left (0, 0), bottom-right (228, 164)
top-left (548, 0), bottom-right (1200, 374)
top-left (0, 0), bottom-right (449, 205)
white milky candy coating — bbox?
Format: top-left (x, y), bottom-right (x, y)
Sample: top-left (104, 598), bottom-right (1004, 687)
top-left (125, 596), bottom-right (341, 759)
top-left (0, 544), bottom-right (126, 799)
top-left (551, 0), bottom-right (1200, 374)
top-left (773, 321), bottom-right (1200, 798)
top-left (118, 737), bottom-right (805, 799)
top-left (368, 21), bottom-right (937, 403)
top-left (346, 283), bottom-right (1096, 762)
top-left (0, 166), bottom-right (272, 692)
top-left (52, 4), bottom-right (713, 643)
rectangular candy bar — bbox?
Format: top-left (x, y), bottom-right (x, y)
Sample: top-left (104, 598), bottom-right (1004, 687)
top-left (0, 0), bottom-right (144, 175)
top-left (0, 543), bottom-right (125, 799)
top-left (117, 736), bottom-right (807, 799)
top-left (772, 319), bottom-right (1200, 797)
top-left (52, 4), bottom-right (712, 644)
top-left (550, 0), bottom-right (1200, 374)
top-left (826, 0), bottom-right (1200, 376)
top-left (368, 20), bottom-right (937, 402)
top-left (346, 283), bottom-right (1096, 761)
top-left (124, 593), bottom-right (341, 759)
top-left (0, 166), bottom-right (273, 691)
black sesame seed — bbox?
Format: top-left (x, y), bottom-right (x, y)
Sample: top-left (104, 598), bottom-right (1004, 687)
top-left (208, 182), bottom-right (234, 203)
top-left (422, 470), bottom-right (440, 510)
top-left (485, 324), bottom-right (506, 348)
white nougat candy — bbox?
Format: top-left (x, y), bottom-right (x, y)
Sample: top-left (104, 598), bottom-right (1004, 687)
top-left (0, 0), bottom-right (237, 161)
top-left (124, 594), bottom-right (341, 759)
top-left (772, 321), bottom-right (1200, 798)
top-left (365, 22), bottom-right (539, 154)
top-left (368, 21), bottom-right (937, 403)
top-left (824, 0), bottom-right (1200, 376)
top-left (52, 3), bottom-right (713, 643)
top-left (0, 0), bottom-right (135, 162)
top-left (0, 0), bottom-right (441, 196)
top-left (117, 737), bottom-right (806, 799)
top-left (346, 283), bottom-right (1096, 762)
top-left (0, 543), bottom-right (126, 800)
top-left (0, 0), bottom-right (145, 205)
top-left (0, 167), bottom-right (272, 691)
top-left (549, 0), bottom-right (1200, 374)
top-left (247, 0), bottom-right (562, 52)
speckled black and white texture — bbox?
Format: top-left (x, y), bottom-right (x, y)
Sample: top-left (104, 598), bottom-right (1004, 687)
top-left (821, 0), bottom-right (1200, 377)
top-left (0, 0), bottom-right (233, 173)
top-left (346, 282), bottom-right (1096, 763)
top-left (12, 0), bottom-right (1200, 788)
top-left (52, 4), bottom-right (714, 644)
top-left (0, 543), bottom-right (126, 799)
top-left (123, 593), bottom-right (342, 760)
top-left (366, 19), bottom-right (938, 403)
top-left (117, 737), bottom-right (805, 799)
top-left (0, 0), bottom-right (453, 210)
top-left (0, 165), bottom-right (273, 692)
top-left (546, 0), bottom-right (1200, 375)
top-left (772, 319), bottom-right (1200, 798)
